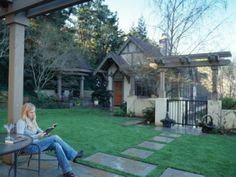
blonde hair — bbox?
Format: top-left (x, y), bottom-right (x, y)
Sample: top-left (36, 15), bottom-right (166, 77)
top-left (21, 103), bottom-right (39, 131)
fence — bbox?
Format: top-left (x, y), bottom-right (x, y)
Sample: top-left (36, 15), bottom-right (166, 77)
top-left (167, 99), bottom-right (207, 126)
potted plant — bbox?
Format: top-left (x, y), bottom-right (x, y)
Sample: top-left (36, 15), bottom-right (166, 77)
top-left (160, 113), bottom-right (176, 128)
top-left (93, 97), bottom-right (99, 106)
top-left (197, 115), bottom-right (215, 133)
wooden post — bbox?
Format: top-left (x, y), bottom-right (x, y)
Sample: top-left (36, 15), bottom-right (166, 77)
top-left (211, 66), bottom-right (219, 100)
top-left (57, 74), bottom-right (62, 100)
top-left (159, 69), bottom-right (166, 98)
top-left (80, 76), bottom-right (84, 98)
top-left (4, 12), bottom-right (29, 164)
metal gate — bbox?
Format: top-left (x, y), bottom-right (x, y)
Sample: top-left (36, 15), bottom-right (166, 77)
top-left (167, 99), bottom-right (207, 126)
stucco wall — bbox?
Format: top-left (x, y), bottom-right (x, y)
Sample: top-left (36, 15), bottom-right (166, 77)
top-left (208, 100), bottom-right (236, 129)
top-left (126, 96), bottom-right (155, 116)
top-left (221, 110), bottom-right (236, 129)
top-left (107, 64), bottom-right (118, 90)
top-left (155, 98), bottom-right (167, 126)
top-left (123, 77), bottom-right (130, 102)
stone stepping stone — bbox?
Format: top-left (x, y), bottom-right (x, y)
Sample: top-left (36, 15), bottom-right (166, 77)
top-left (160, 168), bottom-right (204, 177)
top-left (84, 152), bottom-right (156, 177)
top-left (121, 148), bottom-right (154, 159)
top-left (122, 120), bottom-right (144, 126)
top-left (160, 132), bottom-right (182, 138)
top-left (151, 136), bottom-right (175, 143)
top-left (138, 141), bottom-right (166, 150)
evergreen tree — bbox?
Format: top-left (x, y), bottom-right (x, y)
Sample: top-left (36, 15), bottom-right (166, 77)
top-left (75, 0), bottom-right (125, 66)
top-left (129, 16), bottom-right (148, 40)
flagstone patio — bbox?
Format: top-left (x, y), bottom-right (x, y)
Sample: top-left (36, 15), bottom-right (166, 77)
top-left (0, 154), bottom-right (124, 177)
top-left (155, 125), bottom-right (202, 135)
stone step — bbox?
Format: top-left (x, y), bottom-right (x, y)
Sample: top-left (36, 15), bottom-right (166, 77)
top-left (160, 132), bottom-right (182, 138)
top-left (160, 168), bottom-right (204, 177)
top-left (151, 136), bottom-right (175, 143)
top-left (138, 141), bottom-right (166, 150)
top-left (121, 148), bottom-right (154, 159)
top-left (84, 152), bottom-right (157, 177)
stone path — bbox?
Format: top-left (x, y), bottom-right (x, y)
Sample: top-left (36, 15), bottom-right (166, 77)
top-left (84, 152), bottom-right (156, 177)
top-left (159, 168), bottom-right (204, 177)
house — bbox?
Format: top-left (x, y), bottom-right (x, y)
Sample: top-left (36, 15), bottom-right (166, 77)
top-left (94, 35), bottom-right (163, 106)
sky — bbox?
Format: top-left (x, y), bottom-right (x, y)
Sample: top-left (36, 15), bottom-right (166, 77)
top-left (104, 0), bottom-right (236, 58)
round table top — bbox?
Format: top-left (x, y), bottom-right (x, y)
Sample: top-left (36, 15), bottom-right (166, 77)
top-left (0, 133), bottom-right (32, 155)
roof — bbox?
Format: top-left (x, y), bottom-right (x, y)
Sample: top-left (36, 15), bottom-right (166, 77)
top-left (94, 35), bottom-right (163, 75)
top-left (118, 35), bottom-right (163, 58)
top-left (53, 49), bottom-right (93, 74)
top-left (93, 52), bottom-right (129, 75)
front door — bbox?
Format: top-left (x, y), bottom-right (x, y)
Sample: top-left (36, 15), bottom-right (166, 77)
top-left (113, 81), bottom-right (123, 106)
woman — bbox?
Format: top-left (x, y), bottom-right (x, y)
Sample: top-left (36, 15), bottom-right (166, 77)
top-left (16, 103), bottom-right (83, 177)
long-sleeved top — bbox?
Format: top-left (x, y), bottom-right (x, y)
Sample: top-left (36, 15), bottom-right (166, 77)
top-left (16, 119), bottom-right (43, 141)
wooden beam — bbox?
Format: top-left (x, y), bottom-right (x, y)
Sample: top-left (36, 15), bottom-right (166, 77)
top-left (27, 0), bottom-right (91, 18)
top-left (0, 0), bottom-right (53, 18)
top-left (156, 59), bottom-right (230, 68)
top-left (159, 51), bottom-right (232, 60)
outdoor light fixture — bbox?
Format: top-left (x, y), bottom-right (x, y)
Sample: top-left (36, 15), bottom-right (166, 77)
top-left (0, 0), bottom-right (13, 8)
top-left (149, 62), bottom-right (158, 69)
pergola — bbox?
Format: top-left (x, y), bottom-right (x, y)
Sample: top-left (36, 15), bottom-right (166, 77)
top-left (0, 0), bottom-right (91, 123)
top-left (149, 51), bottom-right (232, 99)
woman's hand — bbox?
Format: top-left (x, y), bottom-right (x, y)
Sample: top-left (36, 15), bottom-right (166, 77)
top-left (37, 132), bottom-right (47, 138)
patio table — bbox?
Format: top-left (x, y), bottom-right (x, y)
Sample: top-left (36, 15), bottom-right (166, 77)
top-left (0, 133), bottom-right (32, 177)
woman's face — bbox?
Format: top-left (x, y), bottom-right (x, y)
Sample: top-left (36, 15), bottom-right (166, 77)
top-left (27, 108), bottom-right (35, 120)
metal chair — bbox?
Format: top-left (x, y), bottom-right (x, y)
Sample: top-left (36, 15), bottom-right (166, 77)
top-left (8, 143), bottom-right (58, 177)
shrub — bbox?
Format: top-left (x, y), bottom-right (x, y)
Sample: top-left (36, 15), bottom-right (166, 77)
top-left (113, 108), bottom-right (126, 116)
top-left (142, 107), bottom-right (155, 123)
top-left (222, 97), bottom-right (236, 109)
top-left (113, 101), bottom-right (127, 116)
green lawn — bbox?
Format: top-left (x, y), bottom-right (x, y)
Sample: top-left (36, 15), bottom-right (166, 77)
top-left (0, 108), bottom-right (236, 177)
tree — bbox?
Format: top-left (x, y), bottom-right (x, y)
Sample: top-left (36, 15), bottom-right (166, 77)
top-left (218, 58), bottom-right (236, 98)
top-left (152, 0), bottom-right (227, 55)
top-left (74, 0), bottom-right (125, 66)
top-left (129, 16), bottom-right (148, 40)
top-left (25, 19), bottom-right (73, 95)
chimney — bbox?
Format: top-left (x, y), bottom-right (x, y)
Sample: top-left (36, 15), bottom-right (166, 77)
top-left (159, 33), bottom-right (168, 56)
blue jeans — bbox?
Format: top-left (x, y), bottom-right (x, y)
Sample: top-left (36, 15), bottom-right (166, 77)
top-left (25, 135), bottom-right (77, 173)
